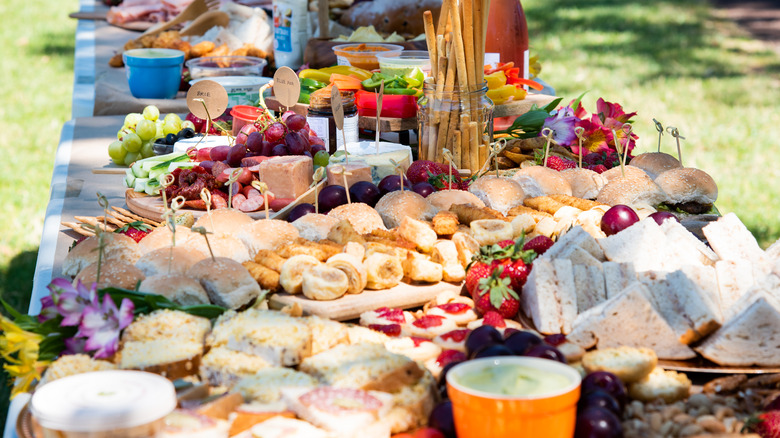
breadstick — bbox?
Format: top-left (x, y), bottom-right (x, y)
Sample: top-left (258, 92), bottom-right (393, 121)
top-left (112, 206), bottom-right (160, 226)
top-left (62, 221), bottom-right (95, 237)
top-left (423, 11), bottom-right (437, 79)
top-left (452, 130), bottom-right (462, 169)
top-left (437, 0), bottom-right (451, 35)
top-left (435, 41), bottom-right (459, 160)
top-left (469, 121), bottom-right (480, 174)
top-left (460, 113), bottom-right (470, 170)
top-left (447, 0), bottom-right (469, 93)
top-left (474, 0), bottom-right (485, 84)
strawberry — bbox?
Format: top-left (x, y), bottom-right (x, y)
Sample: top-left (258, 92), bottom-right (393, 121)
top-left (474, 268), bottom-right (520, 319)
top-left (368, 324), bottom-right (401, 337)
top-left (482, 311), bottom-right (506, 328)
top-left (465, 260), bottom-right (493, 297)
top-left (523, 235), bottom-right (554, 255)
top-left (495, 239), bottom-right (515, 250)
top-left (115, 221), bottom-right (152, 243)
top-left (583, 152), bottom-right (604, 165)
top-left (407, 160), bottom-right (442, 185)
top-left (545, 155), bottom-right (577, 171)
top-left (413, 315), bottom-right (446, 328)
top-left (744, 411), bottom-right (780, 438)
top-left (586, 164), bottom-right (608, 174)
top-left (435, 349), bottom-right (467, 368)
top-left (428, 172), bottom-right (463, 191)
top-left (502, 258), bottom-right (532, 291)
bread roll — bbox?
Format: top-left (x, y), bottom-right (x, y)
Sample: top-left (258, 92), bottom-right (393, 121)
top-left (426, 190), bottom-right (485, 211)
top-left (73, 261), bottom-right (145, 290)
top-left (138, 274), bottom-right (210, 306)
top-left (328, 202), bottom-right (386, 234)
top-left (135, 246), bottom-right (207, 276)
top-left (192, 209), bottom-right (254, 235)
top-left (375, 191), bottom-right (438, 229)
top-left (187, 233), bottom-right (252, 263)
top-left (187, 257), bottom-right (262, 309)
top-left (292, 214), bottom-right (338, 241)
top-left (629, 152), bottom-right (681, 180)
top-left (237, 219), bottom-right (300, 258)
top-left (468, 176), bottom-right (525, 215)
top-left (137, 225), bottom-right (196, 254)
top-left (511, 166), bottom-right (573, 197)
top-left (63, 233), bottom-right (142, 277)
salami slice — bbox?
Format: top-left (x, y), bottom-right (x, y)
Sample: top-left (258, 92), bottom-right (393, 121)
top-left (232, 193), bottom-right (247, 209)
top-left (243, 186), bottom-right (262, 199)
top-left (299, 387), bottom-right (382, 414)
top-left (183, 200), bottom-right (207, 210)
top-left (239, 196), bottom-right (264, 212)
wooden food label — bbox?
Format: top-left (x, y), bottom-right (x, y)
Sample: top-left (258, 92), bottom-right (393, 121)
top-left (186, 80), bottom-right (228, 119)
top-left (331, 85), bottom-right (344, 130)
top-left (273, 66), bottom-right (301, 108)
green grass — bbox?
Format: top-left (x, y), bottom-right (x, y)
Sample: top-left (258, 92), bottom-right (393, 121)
top-left (524, 0), bottom-right (780, 247)
top-left (0, 0), bottom-right (77, 425)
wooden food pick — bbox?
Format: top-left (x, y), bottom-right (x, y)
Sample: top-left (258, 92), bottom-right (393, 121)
top-left (574, 126), bottom-right (585, 169)
top-left (390, 159), bottom-right (404, 192)
top-left (187, 80), bottom-right (228, 136)
top-left (318, 0), bottom-right (329, 39)
top-left (653, 118), bottom-right (664, 153)
top-left (621, 123), bottom-right (633, 169)
top-left (95, 192), bottom-right (111, 284)
top-left (160, 173), bottom-right (175, 208)
top-left (200, 188), bottom-right (214, 232)
top-left (611, 128), bottom-right (626, 178)
top-left (332, 165), bottom-right (353, 203)
top-left (164, 196), bottom-right (185, 274)
top-left (311, 167), bottom-right (326, 214)
top-left (666, 126), bottom-right (685, 166)
top-left (442, 148), bottom-right (456, 190)
top-left (191, 226), bottom-right (216, 261)
top-left (541, 127), bottom-right (554, 168)
top-left (375, 82), bottom-right (384, 154)
top-left (330, 85), bottom-right (348, 165)
top-left (252, 181), bottom-right (273, 220)
top-left (226, 168), bottom-right (243, 209)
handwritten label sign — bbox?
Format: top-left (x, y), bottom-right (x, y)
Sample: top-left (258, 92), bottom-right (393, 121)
top-left (186, 80), bottom-right (228, 119)
top-left (273, 66), bottom-right (301, 109)
top-left (331, 85), bottom-right (344, 130)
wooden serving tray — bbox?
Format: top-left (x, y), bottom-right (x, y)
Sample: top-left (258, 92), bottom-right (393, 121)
top-left (125, 179), bottom-right (325, 222)
top-left (269, 281), bottom-right (463, 321)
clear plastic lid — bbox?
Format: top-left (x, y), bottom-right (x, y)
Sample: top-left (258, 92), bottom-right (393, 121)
top-left (31, 370), bottom-right (177, 432)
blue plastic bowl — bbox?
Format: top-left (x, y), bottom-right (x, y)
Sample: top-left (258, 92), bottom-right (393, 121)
top-left (123, 48), bottom-right (185, 99)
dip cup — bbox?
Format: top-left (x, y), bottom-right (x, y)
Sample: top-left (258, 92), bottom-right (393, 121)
top-left (447, 357), bottom-right (581, 438)
top-left (123, 48), bottom-right (185, 99)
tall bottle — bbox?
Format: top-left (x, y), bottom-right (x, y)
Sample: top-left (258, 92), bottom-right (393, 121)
top-left (484, 0), bottom-right (529, 81)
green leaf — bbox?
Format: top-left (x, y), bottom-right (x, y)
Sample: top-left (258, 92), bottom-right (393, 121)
top-left (98, 287), bottom-right (227, 319)
top-left (569, 91), bottom-right (589, 112)
top-left (542, 97), bottom-right (564, 113)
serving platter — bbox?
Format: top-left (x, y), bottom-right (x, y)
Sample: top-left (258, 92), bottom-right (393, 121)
top-left (16, 403), bottom-right (35, 438)
top-left (269, 281), bottom-right (464, 321)
top-left (125, 179), bottom-right (326, 222)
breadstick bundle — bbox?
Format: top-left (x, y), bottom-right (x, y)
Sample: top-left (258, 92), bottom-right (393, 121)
top-left (419, 0), bottom-right (493, 173)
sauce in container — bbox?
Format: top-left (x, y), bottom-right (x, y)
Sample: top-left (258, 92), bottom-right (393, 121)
top-left (31, 370), bottom-right (177, 438)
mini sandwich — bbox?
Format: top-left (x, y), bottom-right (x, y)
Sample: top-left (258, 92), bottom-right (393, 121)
top-left (375, 190), bottom-right (438, 229)
top-left (328, 202), bottom-right (387, 234)
top-left (468, 175), bottom-right (525, 215)
top-left (654, 167), bottom-right (718, 217)
top-left (596, 172), bottom-right (667, 207)
top-left (629, 152), bottom-right (682, 180)
top-left (511, 166), bottom-right (573, 198)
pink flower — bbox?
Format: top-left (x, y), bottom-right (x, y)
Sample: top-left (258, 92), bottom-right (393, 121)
top-left (542, 107), bottom-right (578, 147)
top-left (38, 295), bottom-right (58, 323)
top-left (569, 99), bottom-right (638, 156)
top-left (76, 295), bottom-right (134, 359)
top-left (63, 337), bottom-right (87, 355)
top-left (47, 279), bottom-right (98, 326)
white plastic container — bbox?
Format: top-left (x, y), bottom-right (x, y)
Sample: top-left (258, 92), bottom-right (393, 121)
top-left (272, 0), bottom-right (310, 69)
top-left (31, 370), bottom-right (177, 438)
top-left (190, 76), bottom-right (271, 108)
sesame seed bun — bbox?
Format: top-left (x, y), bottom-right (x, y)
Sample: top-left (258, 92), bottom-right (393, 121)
top-left (596, 174), bottom-right (668, 207)
top-left (187, 257), bottom-right (261, 309)
top-left (601, 165), bottom-right (648, 182)
top-left (73, 261), bottom-right (146, 290)
top-left (192, 209), bottom-right (255, 235)
top-left (629, 152), bottom-right (682, 180)
top-left (426, 189), bottom-right (486, 211)
top-left (559, 168), bottom-right (608, 200)
top-left (375, 190), bottom-right (438, 229)
top-left (138, 274), bottom-right (210, 306)
top-left (63, 233), bottom-right (142, 277)
top-left (328, 202), bottom-right (387, 234)
top-left (468, 176), bottom-right (525, 215)
top-left (137, 225), bottom-right (196, 254)
top-left (187, 233), bottom-right (252, 263)
top-left (135, 246), bottom-right (208, 277)
top-left (236, 219), bottom-right (299, 257)
top-left (654, 167), bottom-right (717, 205)
top-left (292, 214), bottom-right (339, 241)
top-left (511, 166), bottom-right (573, 198)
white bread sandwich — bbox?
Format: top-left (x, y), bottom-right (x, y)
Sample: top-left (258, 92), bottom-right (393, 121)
top-left (598, 218), bottom-right (681, 272)
top-left (703, 213), bottom-right (769, 269)
top-left (695, 292), bottom-right (780, 367)
top-left (281, 386), bottom-right (393, 438)
top-left (573, 264), bottom-right (606, 312)
top-left (567, 282), bottom-right (696, 360)
top-left (629, 152), bottom-right (682, 180)
top-left (542, 225), bottom-right (605, 262)
top-left (602, 261), bottom-right (636, 299)
top-left (63, 233), bottom-right (142, 277)
top-left (468, 175), bottom-right (525, 215)
top-left (714, 258), bottom-right (756, 314)
top-left (521, 258), bottom-right (577, 334)
top-left (199, 347), bottom-right (273, 388)
top-left (659, 218), bottom-right (719, 266)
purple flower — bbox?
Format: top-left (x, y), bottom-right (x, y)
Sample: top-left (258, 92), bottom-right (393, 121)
top-left (63, 336), bottom-right (87, 355)
top-left (542, 107), bottom-right (579, 147)
top-left (48, 279), bottom-right (98, 327)
top-left (76, 296), bottom-right (134, 359)
top-left (38, 295), bottom-right (58, 323)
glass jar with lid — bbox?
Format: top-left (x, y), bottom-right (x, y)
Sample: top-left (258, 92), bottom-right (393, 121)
top-left (307, 88), bottom-right (359, 154)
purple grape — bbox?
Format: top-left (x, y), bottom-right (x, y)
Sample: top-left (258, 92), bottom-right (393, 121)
top-left (318, 185), bottom-right (348, 213)
top-left (581, 371), bottom-right (627, 409)
top-left (504, 330), bottom-right (543, 356)
top-left (285, 131), bottom-right (307, 155)
top-left (574, 407), bottom-right (623, 438)
top-left (600, 204), bottom-right (639, 236)
top-left (246, 131), bottom-right (264, 154)
top-left (311, 143), bottom-right (326, 155)
top-left (465, 325), bottom-right (503, 358)
top-left (271, 143), bottom-right (289, 156)
top-left (285, 114), bottom-right (307, 132)
top-left (199, 160), bottom-right (215, 173)
top-left (524, 344), bottom-right (566, 363)
top-left (209, 145), bottom-right (230, 162)
top-left (648, 211), bottom-right (679, 225)
top-left (226, 144), bottom-right (247, 167)
top-left (473, 344), bottom-right (514, 359)
top-left (236, 123), bottom-right (258, 145)
top-left (264, 122), bottom-right (286, 143)
top-left (429, 401), bottom-right (456, 438)
top-left (438, 360), bottom-right (463, 388)
top-left (544, 333), bottom-right (567, 346)
top-left (261, 139), bottom-right (273, 156)
top-left (280, 110), bottom-right (296, 122)
top-left (287, 203), bottom-right (316, 222)
top-left (378, 174), bottom-right (412, 194)
top-left (349, 181), bottom-right (381, 207)
top-left (578, 390), bottom-right (622, 417)
top-left (412, 182), bottom-right (435, 198)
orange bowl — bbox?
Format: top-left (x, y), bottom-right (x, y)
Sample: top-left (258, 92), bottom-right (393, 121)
top-left (446, 357), bottom-right (581, 438)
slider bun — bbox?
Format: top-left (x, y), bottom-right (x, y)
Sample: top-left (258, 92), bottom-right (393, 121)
top-left (187, 257), bottom-right (261, 309)
top-left (375, 190), bottom-right (438, 229)
top-left (236, 219), bottom-right (299, 257)
top-left (73, 261), bottom-right (145, 290)
top-left (328, 203), bottom-right (386, 234)
top-left (137, 225), bottom-right (196, 254)
top-left (596, 174), bottom-right (668, 207)
top-left (426, 190), bottom-right (485, 210)
top-left (468, 175), bottom-right (525, 215)
top-left (138, 274), bottom-right (210, 306)
top-left (560, 168), bottom-right (608, 199)
top-left (192, 209), bottom-right (255, 235)
top-left (629, 152), bottom-right (682, 180)
top-left (511, 166), bottom-right (573, 197)
top-left (187, 233), bottom-right (252, 263)
top-left (292, 214), bottom-right (338, 241)
top-left (63, 233), bottom-right (142, 277)
top-left (601, 165), bottom-right (648, 182)
top-left (654, 167), bottom-right (717, 205)
top-left (135, 246), bottom-right (208, 277)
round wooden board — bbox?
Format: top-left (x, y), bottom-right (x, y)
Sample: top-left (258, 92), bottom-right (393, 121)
top-left (493, 93), bottom-right (558, 118)
top-left (126, 189), bottom-right (270, 222)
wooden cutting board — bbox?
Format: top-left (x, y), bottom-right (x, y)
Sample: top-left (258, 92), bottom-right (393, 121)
top-left (493, 93), bottom-right (558, 118)
top-left (125, 180), bottom-right (325, 222)
top-left (269, 281), bottom-right (464, 321)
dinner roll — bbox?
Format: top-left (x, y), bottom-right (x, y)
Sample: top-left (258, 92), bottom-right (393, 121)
top-left (73, 261), bottom-right (145, 290)
top-left (135, 246), bottom-right (207, 277)
top-left (63, 233), bottom-right (142, 277)
top-left (511, 166), bottom-right (573, 197)
top-left (375, 190), bottom-right (438, 229)
top-left (187, 233), bottom-right (252, 263)
top-left (236, 219), bottom-right (299, 257)
top-left (426, 190), bottom-right (485, 211)
top-left (137, 225), bottom-right (196, 254)
top-left (468, 175), bottom-right (525, 215)
top-left (138, 274), bottom-right (211, 306)
top-left (327, 203), bottom-right (386, 234)
top-left (192, 209), bottom-right (255, 235)
top-left (187, 257), bottom-right (262, 309)
top-left (292, 214), bottom-right (338, 241)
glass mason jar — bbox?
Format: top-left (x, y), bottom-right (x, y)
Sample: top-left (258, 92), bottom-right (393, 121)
top-left (418, 80), bottom-right (494, 172)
